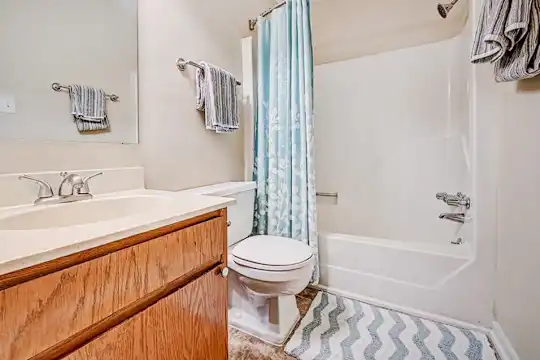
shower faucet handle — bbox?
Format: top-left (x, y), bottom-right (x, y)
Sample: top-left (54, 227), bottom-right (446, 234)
top-left (436, 192), bottom-right (448, 201)
top-left (436, 192), bottom-right (471, 209)
top-left (447, 194), bottom-right (471, 209)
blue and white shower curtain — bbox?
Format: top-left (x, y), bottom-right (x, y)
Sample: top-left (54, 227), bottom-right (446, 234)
top-left (253, 0), bottom-right (319, 283)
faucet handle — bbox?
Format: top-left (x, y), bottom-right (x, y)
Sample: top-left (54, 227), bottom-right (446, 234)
top-left (19, 175), bottom-right (54, 200)
top-left (447, 196), bottom-right (471, 209)
top-left (436, 192), bottom-right (448, 201)
top-left (436, 191), bottom-right (471, 209)
top-left (79, 172), bottom-right (103, 195)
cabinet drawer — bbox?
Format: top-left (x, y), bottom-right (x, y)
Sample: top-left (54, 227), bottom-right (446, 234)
top-left (0, 216), bottom-right (226, 360)
top-left (64, 267), bottom-right (228, 360)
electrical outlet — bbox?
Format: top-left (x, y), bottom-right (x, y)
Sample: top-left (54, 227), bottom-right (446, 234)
top-left (0, 94), bottom-right (16, 114)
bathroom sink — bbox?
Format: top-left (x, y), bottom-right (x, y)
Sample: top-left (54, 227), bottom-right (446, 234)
top-left (0, 195), bottom-right (173, 230)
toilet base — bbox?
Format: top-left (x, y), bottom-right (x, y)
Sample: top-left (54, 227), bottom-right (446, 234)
top-left (229, 294), bottom-right (301, 346)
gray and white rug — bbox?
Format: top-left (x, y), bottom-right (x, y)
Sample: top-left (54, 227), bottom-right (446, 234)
top-left (285, 292), bottom-right (497, 360)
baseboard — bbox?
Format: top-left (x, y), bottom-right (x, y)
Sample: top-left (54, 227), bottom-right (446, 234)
top-left (311, 284), bottom-right (490, 333)
top-left (489, 322), bottom-right (520, 360)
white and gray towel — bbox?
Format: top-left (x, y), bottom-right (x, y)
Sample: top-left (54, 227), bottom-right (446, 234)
top-left (195, 62), bottom-right (239, 133)
top-left (68, 84), bottom-right (110, 132)
top-left (472, 0), bottom-right (540, 82)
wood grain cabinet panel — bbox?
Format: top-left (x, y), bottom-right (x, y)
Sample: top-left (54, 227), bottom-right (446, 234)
top-left (0, 217), bottom-right (226, 360)
top-left (64, 269), bottom-right (228, 360)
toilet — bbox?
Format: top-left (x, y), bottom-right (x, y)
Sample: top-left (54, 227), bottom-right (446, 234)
top-left (185, 181), bottom-right (315, 345)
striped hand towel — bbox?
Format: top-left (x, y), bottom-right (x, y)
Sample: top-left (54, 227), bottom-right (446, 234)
top-left (472, 0), bottom-right (540, 82)
top-left (69, 84), bottom-right (110, 132)
top-left (494, 0), bottom-right (540, 82)
top-left (195, 62), bottom-right (239, 133)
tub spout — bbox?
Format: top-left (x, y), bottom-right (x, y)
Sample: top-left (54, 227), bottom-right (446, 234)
top-left (439, 213), bottom-right (467, 224)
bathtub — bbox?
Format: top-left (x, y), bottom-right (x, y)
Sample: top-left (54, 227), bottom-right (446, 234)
top-left (315, 231), bottom-right (484, 328)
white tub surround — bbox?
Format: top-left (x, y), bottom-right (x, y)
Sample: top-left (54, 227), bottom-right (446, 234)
top-left (308, 14), bottom-right (497, 327)
top-left (316, 228), bottom-right (496, 328)
top-left (320, 232), bottom-right (471, 288)
top-left (314, 36), bottom-right (471, 247)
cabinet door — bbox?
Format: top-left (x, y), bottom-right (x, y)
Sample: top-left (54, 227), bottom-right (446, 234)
top-left (64, 268), bottom-right (228, 360)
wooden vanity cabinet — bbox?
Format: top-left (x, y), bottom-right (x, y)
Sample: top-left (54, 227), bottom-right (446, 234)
top-left (0, 209), bottom-right (228, 360)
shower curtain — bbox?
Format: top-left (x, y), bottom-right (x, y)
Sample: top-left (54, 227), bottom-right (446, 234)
top-left (252, 0), bottom-right (319, 284)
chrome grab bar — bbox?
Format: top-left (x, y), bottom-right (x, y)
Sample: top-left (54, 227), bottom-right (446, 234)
top-left (316, 192), bottom-right (338, 198)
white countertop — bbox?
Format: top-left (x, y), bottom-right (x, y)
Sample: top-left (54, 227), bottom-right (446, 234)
top-left (0, 189), bottom-right (235, 276)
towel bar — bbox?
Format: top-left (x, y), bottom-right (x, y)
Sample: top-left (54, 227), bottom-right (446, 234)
top-left (176, 58), bottom-right (242, 85)
top-left (51, 82), bottom-right (119, 102)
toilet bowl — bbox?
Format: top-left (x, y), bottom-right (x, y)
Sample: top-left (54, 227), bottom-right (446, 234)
top-left (228, 235), bottom-right (315, 345)
top-left (183, 182), bottom-right (315, 345)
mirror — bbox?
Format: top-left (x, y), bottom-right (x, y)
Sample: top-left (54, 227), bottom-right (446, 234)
top-left (0, 0), bottom-right (138, 144)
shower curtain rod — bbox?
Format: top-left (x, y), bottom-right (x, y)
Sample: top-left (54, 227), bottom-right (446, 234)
top-left (249, 1), bottom-right (286, 31)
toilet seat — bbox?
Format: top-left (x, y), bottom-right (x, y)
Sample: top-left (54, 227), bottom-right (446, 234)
top-left (231, 235), bottom-right (314, 271)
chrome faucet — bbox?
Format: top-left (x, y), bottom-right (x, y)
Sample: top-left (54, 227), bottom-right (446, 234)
top-left (436, 191), bottom-right (472, 224)
top-left (19, 172), bottom-right (102, 205)
top-left (439, 212), bottom-right (467, 224)
top-left (58, 172), bottom-right (103, 202)
top-left (58, 173), bottom-right (85, 197)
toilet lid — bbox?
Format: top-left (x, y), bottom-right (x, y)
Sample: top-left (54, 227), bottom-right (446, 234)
top-left (232, 235), bottom-right (314, 271)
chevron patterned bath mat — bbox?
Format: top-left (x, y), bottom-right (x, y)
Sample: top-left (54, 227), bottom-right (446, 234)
top-left (285, 292), bottom-right (497, 360)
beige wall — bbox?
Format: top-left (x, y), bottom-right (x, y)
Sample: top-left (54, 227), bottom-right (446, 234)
top-left (137, 0), bottom-right (264, 190)
top-left (0, 0), bottom-right (273, 187)
top-left (0, 140), bottom-right (140, 175)
top-left (494, 77), bottom-right (540, 360)
top-left (467, 1), bottom-right (540, 359)
top-left (0, 0), bottom-right (138, 144)
top-left (0, 0), bottom-right (140, 177)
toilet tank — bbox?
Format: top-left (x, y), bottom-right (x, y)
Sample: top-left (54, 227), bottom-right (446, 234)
top-left (182, 182), bottom-right (256, 246)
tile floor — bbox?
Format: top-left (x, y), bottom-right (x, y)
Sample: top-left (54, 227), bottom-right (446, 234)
top-left (228, 287), bottom-right (319, 360)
